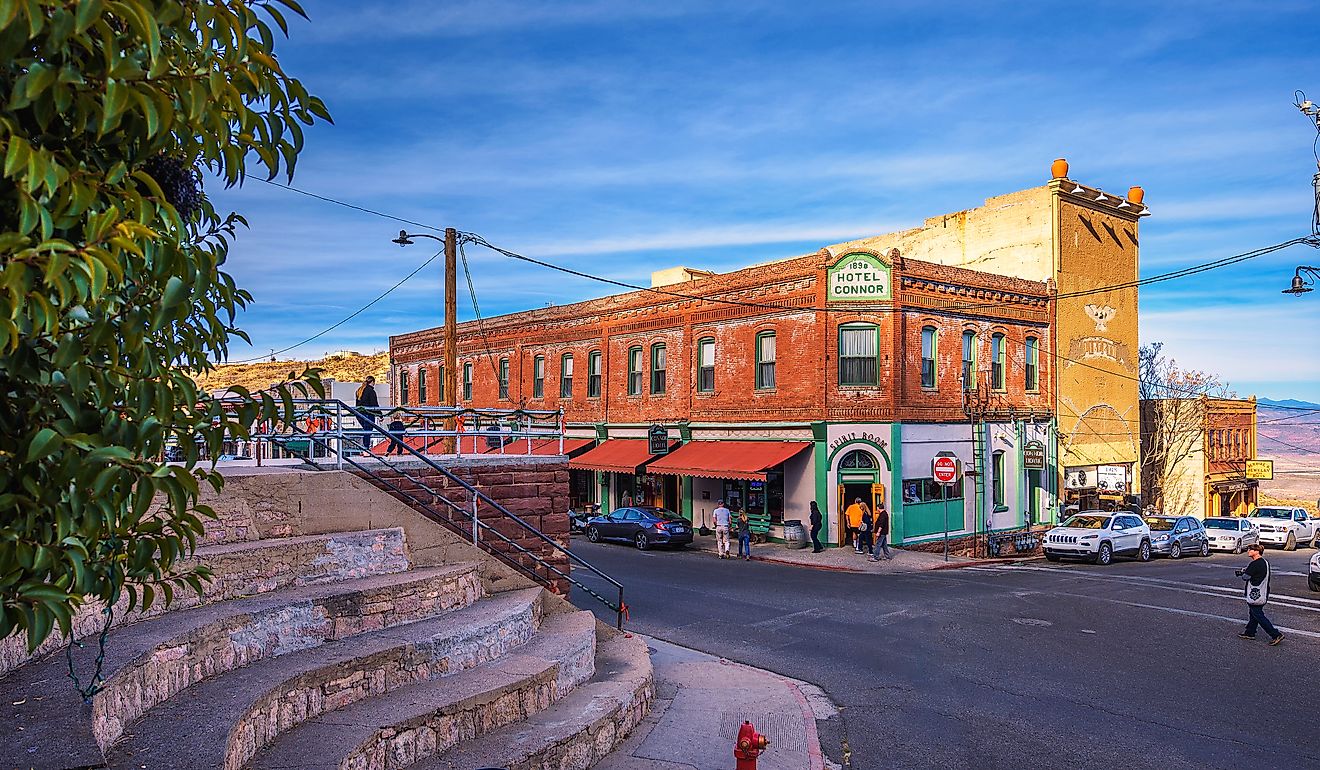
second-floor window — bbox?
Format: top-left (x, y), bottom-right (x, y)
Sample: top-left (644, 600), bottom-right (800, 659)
top-left (588, 351), bottom-right (602, 397)
top-left (1025, 336), bottom-right (1039, 391)
top-left (992, 450), bottom-right (1005, 507)
top-left (399, 369), bottom-right (410, 405)
top-left (418, 367), bottom-right (427, 404)
top-left (991, 333), bottom-right (1005, 391)
top-left (920, 326), bottom-right (937, 388)
top-left (697, 338), bottom-right (715, 392)
top-left (437, 365), bottom-right (445, 402)
top-left (498, 358), bottom-right (509, 400)
top-left (463, 362), bottom-right (472, 400)
top-left (561, 354), bottom-right (573, 398)
top-left (962, 331), bottom-right (977, 390)
top-left (650, 343), bottom-right (666, 395)
top-left (838, 325), bottom-right (878, 386)
top-left (533, 355), bottom-right (545, 398)
top-left (755, 331), bottom-right (776, 389)
top-left (628, 346), bottom-right (643, 395)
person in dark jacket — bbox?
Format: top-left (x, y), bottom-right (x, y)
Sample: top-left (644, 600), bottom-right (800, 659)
top-left (1237, 542), bottom-right (1284, 645)
top-left (385, 418), bottom-right (406, 455)
top-left (870, 504), bottom-right (892, 561)
top-left (809, 501), bottom-right (824, 553)
top-left (858, 504), bottom-right (874, 556)
top-left (355, 376), bottom-right (380, 449)
top-left (736, 509), bottom-right (752, 561)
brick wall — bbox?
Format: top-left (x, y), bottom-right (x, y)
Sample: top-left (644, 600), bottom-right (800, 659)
top-left (354, 458), bottom-right (574, 594)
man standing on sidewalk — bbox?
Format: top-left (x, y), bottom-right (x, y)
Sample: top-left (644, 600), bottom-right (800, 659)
top-left (713, 499), bottom-right (732, 559)
top-left (1237, 542), bottom-right (1284, 646)
top-left (870, 503), bottom-right (892, 561)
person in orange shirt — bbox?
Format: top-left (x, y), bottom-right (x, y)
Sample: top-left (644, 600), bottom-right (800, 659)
top-left (844, 498), bottom-right (866, 553)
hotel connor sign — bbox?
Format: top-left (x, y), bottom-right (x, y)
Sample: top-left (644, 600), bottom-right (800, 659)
top-left (828, 252), bottom-right (892, 302)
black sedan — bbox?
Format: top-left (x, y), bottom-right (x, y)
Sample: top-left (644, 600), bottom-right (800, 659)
top-left (583, 506), bottom-right (694, 550)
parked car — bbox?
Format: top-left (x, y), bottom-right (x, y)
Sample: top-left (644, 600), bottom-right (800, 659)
top-left (584, 506), bottom-right (694, 550)
top-left (1203, 517), bottom-right (1259, 553)
top-left (1144, 515), bottom-right (1210, 558)
top-left (1310, 552), bottom-right (1320, 593)
top-left (1043, 511), bottom-right (1152, 565)
top-left (1245, 506), bottom-right (1318, 551)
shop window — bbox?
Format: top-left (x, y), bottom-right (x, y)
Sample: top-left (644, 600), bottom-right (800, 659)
top-left (962, 331), bottom-right (977, 390)
top-left (588, 351), bottom-right (602, 398)
top-left (697, 338), bottom-right (715, 392)
top-left (1025, 336), bottom-right (1039, 392)
top-left (992, 450), bottom-right (1005, 507)
top-left (650, 343), bottom-right (666, 395)
top-left (991, 333), bottom-right (1005, 391)
top-left (437, 365), bottom-right (445, 402)
top-left (463, 362), bottom-right (472, 401)
top-left (755, 331), bottom-right (776, 389)
top-left (399, 369), bottom-right (409, 405)
top-left (902, 478), bottom-right (965, 503)
top-left (838, 324), bottom-right (878, 386)
top-left (840, 449), bottom-right (876, 469)
top-left (920, 326), bottom-right (937, 388)
top-left (627, 346), bottom-right (643, 395)
top-left (533, 355), bottom-right (545, 398)
top-left (498, 358), bottom-right (509, 400)
top-left (418, 368), bottom-right (427, 404)
top-left (560, 354), bottom-right (573, 398)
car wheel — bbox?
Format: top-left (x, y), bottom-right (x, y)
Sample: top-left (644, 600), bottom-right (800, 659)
top-left (1312, 532), bottom-right (1319, 549)
top-left (1095, 543), bottom-right (1113, 566)
top-left (1285, 532), bottom-right (1298, 551)
top-left (1311, 579), bottom-right (1320, 594)
top-left (1045, 553), bottom-right (1061, 562)
top-left (1200, 541), bottom-right (1210, 557)
top-left (586, 526), bottom-right (601, 543)
top-left (1233, 541), bottom-right (1242, 554)
top-left (1170, 542), bottom-right (1182, 559)
top-left (635, 532), bottom-right (650, 551)
top-left (1138, 540), bottom-right (1152, 562)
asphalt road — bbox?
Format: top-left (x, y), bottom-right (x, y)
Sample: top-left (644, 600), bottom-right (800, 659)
top-left (568, 539), bottom-right (1320, 770)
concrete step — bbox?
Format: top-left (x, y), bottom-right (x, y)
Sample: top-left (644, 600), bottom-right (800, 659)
top-left (248, 608), bottom-right (598, 770)
top-left (0, 563), bottom-right (483, 769)
top-left (415, 630), bottom-right (654, 770)
top-left (104, 588), bottom-right (546, 770)
top-left (0, 527), bottom-right (412, 679)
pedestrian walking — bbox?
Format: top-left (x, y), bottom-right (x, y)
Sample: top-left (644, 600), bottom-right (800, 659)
top-left (355, 376), bottom-right (380, 449)
top-left (844, 498), bottom-right (866, 553)
top-left (870, 503), bottom-right (893, 561)
top-left (809, 501), bottom-right (824, 553)
top-left (736, 509), bottom-right (752, 560)
top-left (713, 499), bottom-right (732, 559)
top-left (858, 503), bottom-right (874, 556)
top-left (1237, 542), bottom-right (1284, 645)
top-left (385, 418), bottom-right (406, 456)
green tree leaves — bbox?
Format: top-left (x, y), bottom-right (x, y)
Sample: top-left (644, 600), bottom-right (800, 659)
top-left (1, 1), bottom-right (329, 656)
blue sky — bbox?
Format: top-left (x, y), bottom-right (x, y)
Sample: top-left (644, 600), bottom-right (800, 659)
top-left (212, 1), bottom-right (1320, 400)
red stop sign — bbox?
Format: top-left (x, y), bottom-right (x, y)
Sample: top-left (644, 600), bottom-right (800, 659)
top-left (932, 455), bottom-right (959, 485)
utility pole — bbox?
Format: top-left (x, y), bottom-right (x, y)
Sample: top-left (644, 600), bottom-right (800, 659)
top-left (444, 227), bottom-right (458, 454)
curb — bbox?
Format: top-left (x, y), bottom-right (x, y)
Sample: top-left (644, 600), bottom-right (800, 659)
top-left (715, 657), bottom-right (829, 770)
top-left (926, 556), bottom-right (1045, 570)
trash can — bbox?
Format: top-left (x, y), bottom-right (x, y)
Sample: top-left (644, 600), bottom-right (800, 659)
top-left (781, 520), bottom-right (808, 549)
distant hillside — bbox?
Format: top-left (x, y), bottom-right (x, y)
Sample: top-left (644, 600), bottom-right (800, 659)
top-left (1258, 397), bottom-right (1320, 410)
top-left (1256, 402), bottom-right (1320, 502)
top-left (194, 352), bottom-right (389, 394)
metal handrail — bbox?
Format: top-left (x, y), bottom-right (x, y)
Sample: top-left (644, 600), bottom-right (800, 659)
top-left (246, 399), bottom-right (626, 628)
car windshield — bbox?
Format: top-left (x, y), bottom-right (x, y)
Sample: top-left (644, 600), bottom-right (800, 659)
top-left (1204, 519), bottom-right (1239, 530)
top-left (1250, 508), bottom-right (1292, 519)
top-left (1062, 515), bottom-right (1110, 529)
top-left (639, 507), bottom-right (685, 521)
top-left (1144, 517), bottom-right (1176, 531)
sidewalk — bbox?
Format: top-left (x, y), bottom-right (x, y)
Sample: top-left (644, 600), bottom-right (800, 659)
top-left (596, 637), bottom-right (835, 770)
top-left (686, 533), bottom-right (989, 573)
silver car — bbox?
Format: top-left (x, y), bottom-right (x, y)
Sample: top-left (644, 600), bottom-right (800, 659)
top-left (1145, 515), bottom-right (1210, 558)
top-left (1203, 517), bottom-right (1259, 553)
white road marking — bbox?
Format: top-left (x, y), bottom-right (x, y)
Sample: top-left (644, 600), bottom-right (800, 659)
top-left (1200, 563), bottom-right (1308, 577)
top-left (1058, 592), bottom-right (1320, 640)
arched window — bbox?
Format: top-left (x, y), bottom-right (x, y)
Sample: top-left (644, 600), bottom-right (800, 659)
top-left (399, 369), bottom-right (410, 405)
top-left (498, 358), bottom-right (509, 400)
top-left (697, 337), bottom-right (715, 392)
top-left (627, 346), bottom-right (643, 395)
top-left (1025, 336), bottom-right (1039, 392)
top-left (417, 367), bottom-right (428, 404)
top-left (838, 324), bottom-right (878, 386)
top-left (462, 362), bottom-right (472, 401)
top-left (533, 355), bottom-right (545, 398)
top-left (840, 450), bottom-right (877, 469)
top-left (560, 353), bottom-right (574, 398)
top-left (991, 333), bottom-right (1005, 391)
top-left (920, 326), bottom-right (937, 388)
top-left (650, 343), bottom-right (666, 394)
top-left (587, 351), bottom-right (602, 398)
top-left (962, 331), bottom-right (977, 390)
top-left (755, 331), bottom-right (776, 389)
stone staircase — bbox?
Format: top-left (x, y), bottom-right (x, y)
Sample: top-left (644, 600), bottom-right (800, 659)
top-left (0, 470), bottom-right (652, 770)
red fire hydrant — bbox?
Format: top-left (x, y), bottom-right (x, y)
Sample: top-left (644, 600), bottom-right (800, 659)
top-left (734, 719), bottom-right (769, 769)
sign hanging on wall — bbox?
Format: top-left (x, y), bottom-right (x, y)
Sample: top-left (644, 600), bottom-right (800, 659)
top-left (648, 425), bottom-right (670, 455)
top-left (827, 252), bottom-right (892, 302)
top-left (1245, 460), bottom-right (1273, 480)
top-left (1023, 440), bottom-right (1046, 470)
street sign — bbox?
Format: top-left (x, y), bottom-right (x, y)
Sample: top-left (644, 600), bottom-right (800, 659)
top-left (1023, 440), bottom-right (1046, 470)
top-left (932, 452), bottom-right (961, 486)
top-left (648, 425), bottom-right (670, 455)
top-left (1245, 459), bottom-right (1273, 480)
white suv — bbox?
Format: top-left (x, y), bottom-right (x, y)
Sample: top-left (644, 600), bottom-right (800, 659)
top-left (1246, 507), bottom-right (1318, 551)
top-left (1044, 511), bottom-right (1152, 565)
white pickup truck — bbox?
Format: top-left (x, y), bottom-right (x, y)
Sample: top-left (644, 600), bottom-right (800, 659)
top-left (1245, 506), bottom-right (1319, 551)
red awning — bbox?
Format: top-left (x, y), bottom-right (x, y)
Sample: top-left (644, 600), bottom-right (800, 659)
top-left (481, 438), bottom-right (594, 456)
top-left (645, 440), bottom-right (812, 481)
top-left (568, 439), bottom-right (673, 474)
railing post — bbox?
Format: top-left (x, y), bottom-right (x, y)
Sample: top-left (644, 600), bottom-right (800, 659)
top-left (335, 401), bottom-right (343, 470)
top-left (471, 493), bottom-right (479, 546)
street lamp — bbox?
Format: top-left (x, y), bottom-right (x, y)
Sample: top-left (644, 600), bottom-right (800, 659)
top-left (1282, 266), bottom-right (1320, 295)
top-left (391, 228), bottom-right (458, 452)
